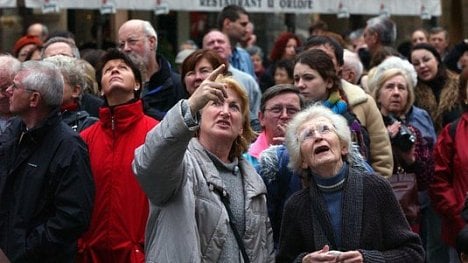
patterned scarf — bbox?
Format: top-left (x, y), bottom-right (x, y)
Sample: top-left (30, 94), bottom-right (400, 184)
top-left (323, 90), bottom-right (348, 115)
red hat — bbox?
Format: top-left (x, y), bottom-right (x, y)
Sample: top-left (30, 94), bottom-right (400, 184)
top-left (13, 35), bottom-right (42, 57)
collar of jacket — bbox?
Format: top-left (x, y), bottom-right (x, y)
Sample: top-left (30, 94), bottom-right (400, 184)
top-left (18, 109), bottom-right (61, 145)
top-left (341, 79), bottom-right (368, 107)
top-left (189, 138), bottom-right (267, 199)
top-left (146, 54), bottom-right (172, 90)
top-left (98, 99), bottom-right (145, 132)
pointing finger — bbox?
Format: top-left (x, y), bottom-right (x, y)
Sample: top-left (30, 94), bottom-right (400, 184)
top-left (206, 64), bottom-right (226, 81)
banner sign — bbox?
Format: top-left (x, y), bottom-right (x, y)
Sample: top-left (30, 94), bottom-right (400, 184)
top-left (24, 0), bottom-right (441, 16)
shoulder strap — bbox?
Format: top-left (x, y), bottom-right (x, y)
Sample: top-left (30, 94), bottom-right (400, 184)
top-left (210, 184), bottom-right (251, 263)
top-left (277, 146), bottom-right (292, 202)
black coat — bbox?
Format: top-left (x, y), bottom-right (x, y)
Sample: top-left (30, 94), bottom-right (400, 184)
top-left (0, 111), bottom-right (94, 262)
top-left (142, 55), bottom-right (187, 121)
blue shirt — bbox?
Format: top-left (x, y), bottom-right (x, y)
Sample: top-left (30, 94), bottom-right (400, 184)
top-left (230, 47), bottom-right (256, 78)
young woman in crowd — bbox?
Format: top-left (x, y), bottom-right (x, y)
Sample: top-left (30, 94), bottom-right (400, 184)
top-left (410, 43), bottom-right (461, 132)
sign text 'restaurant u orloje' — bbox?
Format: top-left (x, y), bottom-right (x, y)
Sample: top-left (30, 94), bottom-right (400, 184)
top-left (198, 0), bottom-right (313, 9)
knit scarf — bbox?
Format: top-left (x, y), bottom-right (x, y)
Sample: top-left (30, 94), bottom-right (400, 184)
top-left (60, 100), bottom-right (79, 113)
top-left (323, 90), bottom-right (348, 115)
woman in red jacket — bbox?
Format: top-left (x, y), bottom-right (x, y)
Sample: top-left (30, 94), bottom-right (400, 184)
top-left (77, 49), bottom-right (158, 263)
top-left (430, 67), bottom-right (468, 262)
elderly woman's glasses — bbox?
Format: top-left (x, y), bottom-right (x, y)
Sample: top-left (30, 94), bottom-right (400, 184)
top-left (298, 123), bottom-right (335, 142)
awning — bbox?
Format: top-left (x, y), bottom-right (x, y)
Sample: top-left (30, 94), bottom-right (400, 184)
top-left (22, 0), bottom-right (441, 17)
top-left (0, 0), bottom-right (15, 8)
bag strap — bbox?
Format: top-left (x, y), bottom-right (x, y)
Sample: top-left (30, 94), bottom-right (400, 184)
top-left (210, 184), bottom-right (251, 263)
top-left (277, 146), bottom-right (292, 205)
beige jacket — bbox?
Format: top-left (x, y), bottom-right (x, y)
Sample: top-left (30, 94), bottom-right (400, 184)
top-left (342, 80), bottom-right (394, 177)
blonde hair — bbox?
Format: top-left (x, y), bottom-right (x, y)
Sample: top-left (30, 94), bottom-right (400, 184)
top-left (215, 75), bottom-right (256, 159)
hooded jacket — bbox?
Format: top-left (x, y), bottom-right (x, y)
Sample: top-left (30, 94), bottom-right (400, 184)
top-left (133, 100), bottom-right (275, 263)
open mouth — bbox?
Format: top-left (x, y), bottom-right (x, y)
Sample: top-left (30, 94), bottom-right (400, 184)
top-left (216, 120), bottom-right (230, 127)
top-left (314, 145), bottom-right (330, 154)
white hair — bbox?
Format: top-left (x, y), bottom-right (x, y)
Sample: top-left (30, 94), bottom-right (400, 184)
top-left (285, 103), bottom-right (351, 175)
top-left (368, 56), bottom-right (417, 92)
top-left (343, 49), bottom-right (364, 82)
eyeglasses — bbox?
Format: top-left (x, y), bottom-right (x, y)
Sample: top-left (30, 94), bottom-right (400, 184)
top-left (298, 123), bottom-right (335, 142)
top-left (118, 35), bottom-right (149, 49)
top-left (9, 82), bottom-right (37, 92)
top-left (265, 105), bottom-right (300, 116)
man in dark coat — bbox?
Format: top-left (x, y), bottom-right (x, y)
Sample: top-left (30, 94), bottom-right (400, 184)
top-left (0, 60), bottom-right (94, 262)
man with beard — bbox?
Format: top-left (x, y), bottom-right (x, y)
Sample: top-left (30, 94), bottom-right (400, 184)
top-left (118, 19), bottom-right (187, 120)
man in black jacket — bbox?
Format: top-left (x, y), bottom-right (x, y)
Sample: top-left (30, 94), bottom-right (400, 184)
top-left (118, 19), bottom-right (187, 121)
top-left (0, 60), bottom-right (95, 262)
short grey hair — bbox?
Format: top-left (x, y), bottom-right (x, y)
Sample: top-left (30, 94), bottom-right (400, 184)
top-left (285, 103), bottom-right (351, 175)
top-left (20, 60), bottom-right (64, 108)
top-left (41, 36), bottom-right (80, 59)
top-left (343, 49), bottom-right (363, 81)
top-left (141, 20), bottom-right (157, 39)
top-left (366, 16), bottom-right (397, 46)
top-left (44, 55), bottom-right (86, 98)
top-left (0, 54), bottom-right (21, 80)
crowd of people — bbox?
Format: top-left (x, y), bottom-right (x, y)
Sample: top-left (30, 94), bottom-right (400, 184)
top-left (1, 4), bottom-right (468, 263)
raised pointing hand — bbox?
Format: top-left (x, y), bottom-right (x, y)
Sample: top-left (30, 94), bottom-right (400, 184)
top-left (188, 64), bottom-right (227, 114)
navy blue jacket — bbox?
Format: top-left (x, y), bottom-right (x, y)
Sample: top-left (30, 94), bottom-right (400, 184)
top-left (142, 55), bottom-right (187, 120)
top-left (0, 111), bottom-right (94, 262)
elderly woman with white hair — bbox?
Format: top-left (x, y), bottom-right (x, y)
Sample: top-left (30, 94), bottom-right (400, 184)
top-left (276, 104), bottom-right (424, 263)
top-left (370, 64), bottom-right (435, 232)
top-left (368, 56), bottom-right (440, 258)
top-left (368, 56), bottom-right (436, 144)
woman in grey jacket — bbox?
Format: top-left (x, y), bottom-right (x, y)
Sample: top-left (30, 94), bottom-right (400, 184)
top-left (133, 65), bottom-right (274, 263)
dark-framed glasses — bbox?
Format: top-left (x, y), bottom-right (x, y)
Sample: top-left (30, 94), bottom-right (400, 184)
top-left (265, 105), bottom-right (300, 116)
